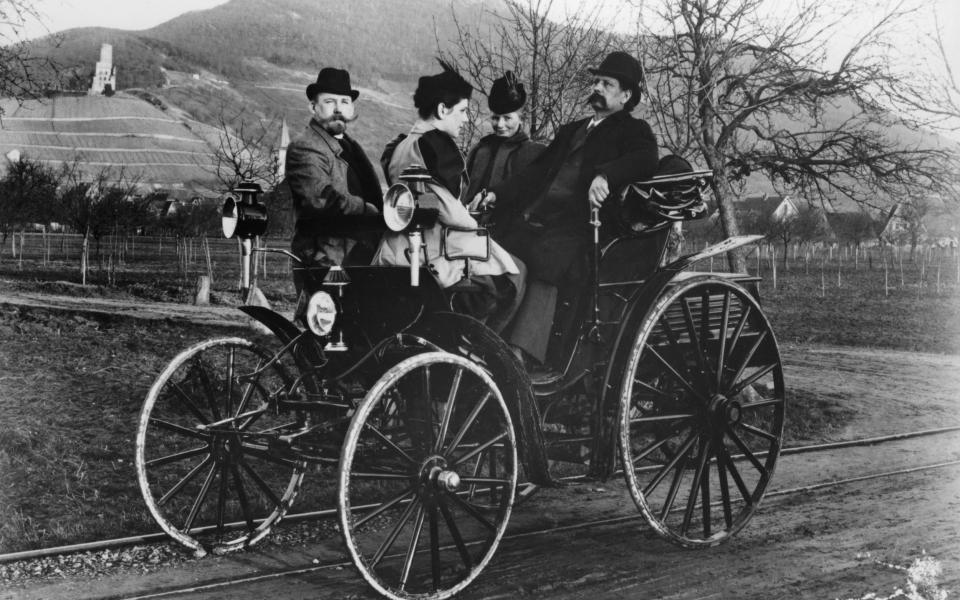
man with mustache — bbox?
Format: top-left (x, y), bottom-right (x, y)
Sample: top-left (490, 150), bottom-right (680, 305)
top-left (286, 67), bottom-right (382, 284)
top-left (483, 51), bottom-right (659, 366)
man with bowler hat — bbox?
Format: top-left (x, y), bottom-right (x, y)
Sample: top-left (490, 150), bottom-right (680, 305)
top-left (286, 67), bottom-right (383, 285)
top-left (483, 51), bottom-right (659, 366)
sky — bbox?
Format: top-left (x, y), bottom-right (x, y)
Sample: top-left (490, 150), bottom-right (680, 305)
top-left (9, 0), bottom-right (960, 91)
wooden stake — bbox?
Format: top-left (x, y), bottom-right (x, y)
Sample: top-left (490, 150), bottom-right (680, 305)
top-left (884, 258), bottom-right (889, 297)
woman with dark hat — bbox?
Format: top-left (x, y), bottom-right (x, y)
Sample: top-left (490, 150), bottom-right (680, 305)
top-left (374, 60), bottom-right (526, 333)
top-left (464, 72), bottom-right (545, 210)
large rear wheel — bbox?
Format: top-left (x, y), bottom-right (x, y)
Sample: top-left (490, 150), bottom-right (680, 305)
top-left (339, 351), bottom-right (517, 599)
top-left (619, 278), bottom-right (785, 547)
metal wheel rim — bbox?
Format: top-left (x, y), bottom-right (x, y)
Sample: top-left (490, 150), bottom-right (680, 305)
top-left (619, 278), bottom-right (785, 547)
top-left (338, 351), bottom-right (517, 600)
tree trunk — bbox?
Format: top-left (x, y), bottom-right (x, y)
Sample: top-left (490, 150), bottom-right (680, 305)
top-left (709, 177), bottom-right (747, 272)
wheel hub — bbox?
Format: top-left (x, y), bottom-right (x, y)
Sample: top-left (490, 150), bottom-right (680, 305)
top-left (419, 457), bottom-right (461, 493)
top-left (709, 394), bottom-right (742, 426)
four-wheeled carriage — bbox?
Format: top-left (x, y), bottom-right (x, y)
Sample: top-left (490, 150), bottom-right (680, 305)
top-left (135, 168), bottom-right (785, 599)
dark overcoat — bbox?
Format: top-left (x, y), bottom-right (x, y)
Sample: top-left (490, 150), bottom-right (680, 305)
top-left (463, 130), bottom-right (546, 203)
top-left (286, 118), bottom-right (383, 267)
top-left (492, 109), bottom-right (658, 284)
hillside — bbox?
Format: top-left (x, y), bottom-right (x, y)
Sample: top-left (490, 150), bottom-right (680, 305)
top-left (0, 95), bottom-right (221, 195)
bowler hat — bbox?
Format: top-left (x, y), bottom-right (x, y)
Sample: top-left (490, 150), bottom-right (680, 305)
top-left (589, 51), bottom-right (643, 102)
top-left (488, 71), bottom-right (526, 114)
top-left (306, 67), bottom-right (359, 101)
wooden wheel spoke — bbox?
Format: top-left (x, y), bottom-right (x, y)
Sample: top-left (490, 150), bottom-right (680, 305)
top-left (729, 363), bottom-right (778, 397)
top-left (239, 444), bottom-right (301, 469)
top-left (169, 381), bottom-right (211, 424)
top-left (193, 359), bottom-right (222, 421)
top-left (741, 397), bottom-right (784, 410)
top-left (363, 422), bottom-right (417, 465)
top-left (399, 505), bottom-right (427, 591)
top-left (429, 505), bottom-right (441, 591)
top-left (727, 331), bottom-right (768, 392)
top-left (234, 360), bottom-right (265, 418)
top-left (351, 471), bottom-right (412, 481)
top-left (354, 487), bottom-right (414, 529)
top-left (225, 349), bottom-right (236, 420)
top-left (680, 295), bottom-right (712, 387)
top-left (238, 457), bottom-right (282, 507)
top-left (434, 367), bottom-right (463, 453)
top-left (183, 461), bottom-right (218, 531)
top-left (439, 496), bottom-right (473, 569)
top-left (630, 413), bottom-right (695, 424)
top-left (446, 490), bottom-right (497, 532)
top-left (147, 445), bottom-right (208, 468)
top-left (444, 391), bottom-right (492, 457)
top-left (716, 443), bottom-right (734, 529)
top-left (725, 304), bottom-right (753, 365)
top-left (739, 422), bottom-right (780, 444)
top-left (658, 447), bottom-right (690, 520)
top-left (230, 461), bottom-right (256, 532)
top-left (721, 447), bottom-right (752, 504)
top-left (371, 498), bottom-right (419, 568)
top-left (630, 378), bottom-right (675, 400)
top-left (631, 427), bottom-right (689, 465)
top-left (715, 291), bottom-right (732, 390)
top-left (726, 427), bottom-right (767, 476)
top-left (657, 316), bottom-right (690, 372)
top-left (458, 476), bottom-right (512, 486)
top-left (158, 455), bottom-right (213, 506)
top-left (149, 417), bottom-right (210, 442)
top-left (701, 452), bottom-right (712, 538)
top-left (215, 461), bottom-right (230, 539)
top-left (681, 437), bottom-right (710, 536)
top-left (450, 431), bottom-right (508, 468)
top-left (642, 432), bottom-right (699, 496)
top-left (644, 344), bottom-right (708, 403)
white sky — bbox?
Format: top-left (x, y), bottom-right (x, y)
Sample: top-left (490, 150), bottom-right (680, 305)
top-left (10, 0), bottom-right (960, 83)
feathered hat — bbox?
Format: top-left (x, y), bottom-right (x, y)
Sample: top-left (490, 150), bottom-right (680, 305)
top-left (488, 71), bottom-right (526, 114)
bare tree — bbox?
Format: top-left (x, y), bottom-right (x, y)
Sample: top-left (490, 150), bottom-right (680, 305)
top-left (442, 0), bottom-right (621, 146)
top-left (830, 210), bottom-right (877, 252)
top-left (634, 0), bottom-right (960, 271)
top-left (208, 105), bottom-right (282, 190)
top-left (0, 155), bottom-right (60, 247)
top-left (57, 164), bottom-right (141, 285)
top-left (0, 0), bottom-right (58, 116)
top-left (895, 196), bottom-right (932, 260)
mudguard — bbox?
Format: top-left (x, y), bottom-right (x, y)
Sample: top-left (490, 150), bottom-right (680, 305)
top-left (238, 305), bottom-right (325, 386)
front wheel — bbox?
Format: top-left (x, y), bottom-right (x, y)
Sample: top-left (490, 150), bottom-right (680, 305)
top-left (339, 352), bottom-right (517, 600)
top-left (619, 278), bottom-right (785, 547)
top-left (136, 337), bottom-right (306, 555)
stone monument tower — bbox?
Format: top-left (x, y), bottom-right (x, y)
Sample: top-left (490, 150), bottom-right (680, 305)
top-left (89, 43), bottom-right (117, 95)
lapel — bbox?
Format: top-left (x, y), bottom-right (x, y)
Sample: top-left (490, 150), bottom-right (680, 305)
top-left (565, 117), bottom-right (592, 154)
top-left (584, 110), bottom-right (629, 154)
top-left (309, 118), bottom-right (344, 159)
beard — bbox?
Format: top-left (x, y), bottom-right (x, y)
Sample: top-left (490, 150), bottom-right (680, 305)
top-left (318, 112), bottom-right (356, 135)
top-left (587, 91), bottom-right (607, 110)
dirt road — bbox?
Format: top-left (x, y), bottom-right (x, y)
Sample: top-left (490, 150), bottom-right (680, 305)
top-left (2, 295), bottom-right (959, 600)
top-left (9, 433), bottom-right (958, 600)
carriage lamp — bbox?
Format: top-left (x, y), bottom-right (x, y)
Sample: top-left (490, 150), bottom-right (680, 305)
top-left (305, 291), bottom-right (338, 337)
top-left (221, 181), bottom-right (268, 240)
top-left (383, 165), bottom-right (441, 288)
top-left (222, 181), bottom-right (269, 297)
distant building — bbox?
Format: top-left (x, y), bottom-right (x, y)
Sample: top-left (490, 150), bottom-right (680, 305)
top-left (89, 44), bottom-right (117, 95)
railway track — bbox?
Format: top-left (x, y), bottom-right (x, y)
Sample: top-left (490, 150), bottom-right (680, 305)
top-left (3, 424), bottom-right (958, 567)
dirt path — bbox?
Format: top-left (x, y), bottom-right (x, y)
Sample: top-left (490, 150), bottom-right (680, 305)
top-left (9, 433), bottom-right (959, 600)
top-left (2, 292), bottom-right (959, 600)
